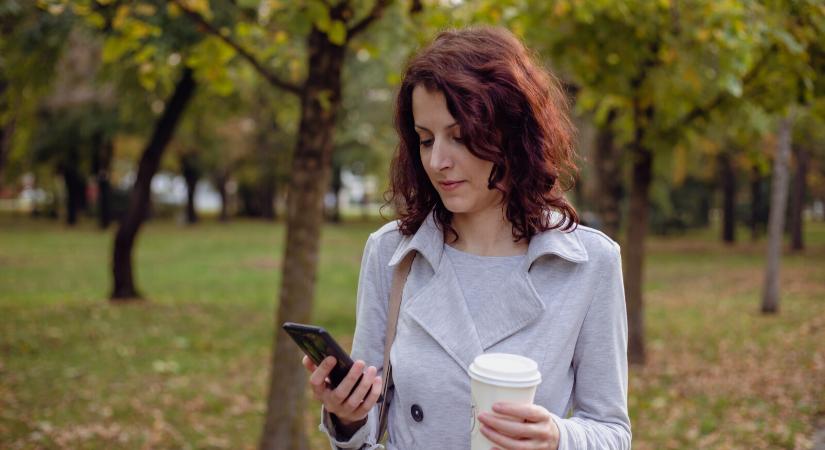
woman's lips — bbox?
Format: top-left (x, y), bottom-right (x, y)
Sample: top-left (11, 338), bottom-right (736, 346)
top-left (439, 180), bottom-right (464, 191)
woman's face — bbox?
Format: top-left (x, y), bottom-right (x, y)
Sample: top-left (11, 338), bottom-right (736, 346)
top-left (411, 85), bottom-right (503, 218)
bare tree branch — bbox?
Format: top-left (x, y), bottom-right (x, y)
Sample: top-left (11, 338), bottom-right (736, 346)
top-left (172, 0), bottom-right (303, 95)
top-left (347, 0), bottom-right (392, 41)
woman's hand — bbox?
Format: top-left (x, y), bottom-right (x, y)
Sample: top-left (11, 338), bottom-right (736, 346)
top-left (302, 355), bottom-right (383, 428)
top-left (477, 402), bottom-right (560, 450)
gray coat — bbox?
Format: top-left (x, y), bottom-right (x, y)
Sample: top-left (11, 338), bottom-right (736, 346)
top-left (320, 212), bottom-right (631, 449)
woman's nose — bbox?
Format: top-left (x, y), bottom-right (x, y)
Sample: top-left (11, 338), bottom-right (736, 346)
top-left (428, 138), bottom-right (453, 171)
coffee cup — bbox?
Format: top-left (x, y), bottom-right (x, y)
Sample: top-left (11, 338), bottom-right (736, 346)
top-left (468, 353), bottom-right (542, 450)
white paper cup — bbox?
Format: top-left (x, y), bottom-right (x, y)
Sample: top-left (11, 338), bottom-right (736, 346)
top-left (469, 353), bottom-right (542, 450)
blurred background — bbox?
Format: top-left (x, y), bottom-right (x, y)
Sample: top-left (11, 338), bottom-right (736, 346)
top-left (1, 0), bottom-right (824, 449)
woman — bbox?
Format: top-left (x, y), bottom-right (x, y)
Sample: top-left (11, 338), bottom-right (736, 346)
top-left (303, 26), bottom-right (631, 449)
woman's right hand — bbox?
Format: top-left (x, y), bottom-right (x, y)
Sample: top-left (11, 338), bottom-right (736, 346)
top-left (302, 355), bottom-right (383, 427)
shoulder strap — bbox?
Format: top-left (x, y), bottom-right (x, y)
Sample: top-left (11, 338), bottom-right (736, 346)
top-left (376, 251), bottom-right (415, 442)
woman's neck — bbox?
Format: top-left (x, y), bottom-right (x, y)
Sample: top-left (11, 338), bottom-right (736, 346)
top-left (448, 207), bottom-right (528, 257)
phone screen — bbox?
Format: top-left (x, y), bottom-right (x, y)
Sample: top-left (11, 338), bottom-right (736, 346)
top-left (282, 322), bottom-right (356, 388)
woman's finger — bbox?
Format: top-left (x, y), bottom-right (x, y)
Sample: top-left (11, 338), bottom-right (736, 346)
top-left (330, 360), bottom-right (366, 405)
top-left (352, 376), bottom-right (383, 417)
top-left (479, 412), bottom-right (548, 440)
top-left (493, 402), bottom-right (551, 423)
top-left (302, 355), bottom-right (318, 372)
top-left (345, 366), bottom-right (377, 410)
top-left (308, 356), bottom-right (337, 394)
top-left (481, 423), bottom-right (536, 450)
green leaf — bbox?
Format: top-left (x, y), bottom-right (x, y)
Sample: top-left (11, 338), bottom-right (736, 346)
top-left (721, 74), bottom-right (743, 98)
top-left (773, 29), bottom-right (804, 54)
top-left (307, 1), bottom-right (330, 32)
top-left (327, 20), bottom-right (347, 46)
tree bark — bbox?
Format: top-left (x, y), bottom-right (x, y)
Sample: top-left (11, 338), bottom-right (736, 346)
top-left (92, 133), bottom-right (114, 229)
top-left (258, 27), bottom-right (347, 450)
top-left (623, 98), bottom-right (653, 366)
top-left (111, 68), bottom-right (196, 301)
top-left (624, 144), bottom-right (651, 366)
top-left (761, 111), bottom-right (795, 314)
top-left (214, 171), bottom-right (229, 222)
top-left (750, 164), bottom-right (764, 241)
top-left (181, 152), bottom-right (200, 224)
top-left (260, 175), bottom-right (276, 220)
top-left (789, 144), bottom-right (808, 251)
top-left (0, 79), bottom-right (9, 187)
top-left (260, 28), bottom-right (345, 450)
top-left (329, 162), bottom-right (343, 223)
top-left (594, 109), bottom-right (622, 239)
top-left (62, 163), bottom-right (84, 226)
top-left (0, 119), bottom-right (12, 189)
top-left (719, 151), bottom-right (736, 244)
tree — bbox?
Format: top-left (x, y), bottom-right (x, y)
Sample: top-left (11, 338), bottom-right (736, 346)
top-left (762, 110), bottom-right (795, 313)
top-left (757, 0), bottom-right (824, 314)
top-left (112, 67), bottom-right (196, 299)
top-left (167, 0), bottom-right (405, 446)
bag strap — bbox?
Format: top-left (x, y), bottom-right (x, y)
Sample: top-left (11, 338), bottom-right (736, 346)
top-left (376, 251), bottom-right (415, 442)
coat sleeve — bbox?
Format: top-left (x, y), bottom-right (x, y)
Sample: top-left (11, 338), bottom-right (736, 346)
top-left (318, 232), bottom-right (391, 450)
top-left (549, 243), bottom-right (632, 450)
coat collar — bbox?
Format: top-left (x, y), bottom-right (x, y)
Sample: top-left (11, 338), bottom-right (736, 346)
top-left (388, 211), bottom-right (589, 368)
top-left (388, 211), bottom-right (589, 272)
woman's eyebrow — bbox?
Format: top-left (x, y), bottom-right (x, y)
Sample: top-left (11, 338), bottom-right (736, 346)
top-left (414, 122), bottom-right (458, 132)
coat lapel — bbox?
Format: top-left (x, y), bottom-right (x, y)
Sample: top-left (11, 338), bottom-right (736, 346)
top-left (402, 254), bottom-right (484, 371)
top-left (468, 268), bottom-right (546, 350)
top-left (387, 211), bottom-right (590, 371)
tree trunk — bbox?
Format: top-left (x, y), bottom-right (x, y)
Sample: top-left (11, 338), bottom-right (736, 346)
top-left (214, 171), bottom-right (229, 222)
top-left (0, 119), bottom-right (13, 189)
top-left (623, 98), bottom-right (653, 366)
top-left (258, 28), bottom-right (347, 450)
top-left (62, 164), bottom-right (83, 226)
top-left (719, 151), bottom-right (736, 244)
top-left (92, 134), bottom-right (114, 229)
top-left (761, 111), bottom-right (795, 314)
top-left (329, 162), bottom-right (343, 223)
top-left (789, 144), bottom-right (808, 251)
top-left (0, 79), bottom-right (9, 186)
top-left (184, 175), bottom-right (198, 224)
top-left (260, 176), bottom-right (276, 220)
top-left (594, 109), bottom-right (622, 239)
top-left (111, 68), bottom-right (196, 301)
top-left (181, 152), bottom-right (200, 224)
top-left (750, 165), bottom-right (763, 241)
top-left (624, 144), bottom-right (651, 366)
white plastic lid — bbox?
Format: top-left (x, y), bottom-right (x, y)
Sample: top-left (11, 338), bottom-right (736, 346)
top-left (468, 353), bottom-right (542, 388)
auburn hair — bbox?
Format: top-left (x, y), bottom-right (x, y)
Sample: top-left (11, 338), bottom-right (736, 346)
top-left (387, 26), bottom-right (579, 242)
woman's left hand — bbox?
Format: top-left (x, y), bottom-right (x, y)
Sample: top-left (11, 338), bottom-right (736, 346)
top-left (477, 402), bottom-right (560, 450)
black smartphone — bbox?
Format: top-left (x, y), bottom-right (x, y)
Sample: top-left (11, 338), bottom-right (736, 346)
top-left (282, 322), bottom-right (357, 389)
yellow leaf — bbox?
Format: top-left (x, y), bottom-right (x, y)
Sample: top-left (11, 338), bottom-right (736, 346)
top-left (135, 3), bottom-right (157, 16)
top-left (112, 5), bottom-right (130, 29)
top-left (167, 3), bottom-right (181, 17)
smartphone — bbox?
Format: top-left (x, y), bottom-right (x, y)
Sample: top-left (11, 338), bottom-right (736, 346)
top-left (282, 322), bottom-right (358, 389)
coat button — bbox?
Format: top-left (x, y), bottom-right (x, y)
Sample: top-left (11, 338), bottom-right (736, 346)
top-left (410, 404), bottom-right (424, 422)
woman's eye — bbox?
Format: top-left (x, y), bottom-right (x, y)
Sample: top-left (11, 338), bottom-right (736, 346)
top-left (420, 138), bottom-right (434, 148)
top-left (453, 136), bottom-right (464, 143)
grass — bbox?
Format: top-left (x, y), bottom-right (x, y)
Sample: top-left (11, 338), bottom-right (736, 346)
top-left (1, 214), bottom-right (823, 449)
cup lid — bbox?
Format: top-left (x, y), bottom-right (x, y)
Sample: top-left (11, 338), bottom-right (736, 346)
top-left (468, 353), bottom-right (542, 388)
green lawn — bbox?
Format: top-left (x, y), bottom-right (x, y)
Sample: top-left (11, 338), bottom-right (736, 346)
top-left (1, 215), bottom-right (823, 449)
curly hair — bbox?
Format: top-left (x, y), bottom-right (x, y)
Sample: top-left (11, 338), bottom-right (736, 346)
top-left (387, 26), bottom-right (579, 242)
